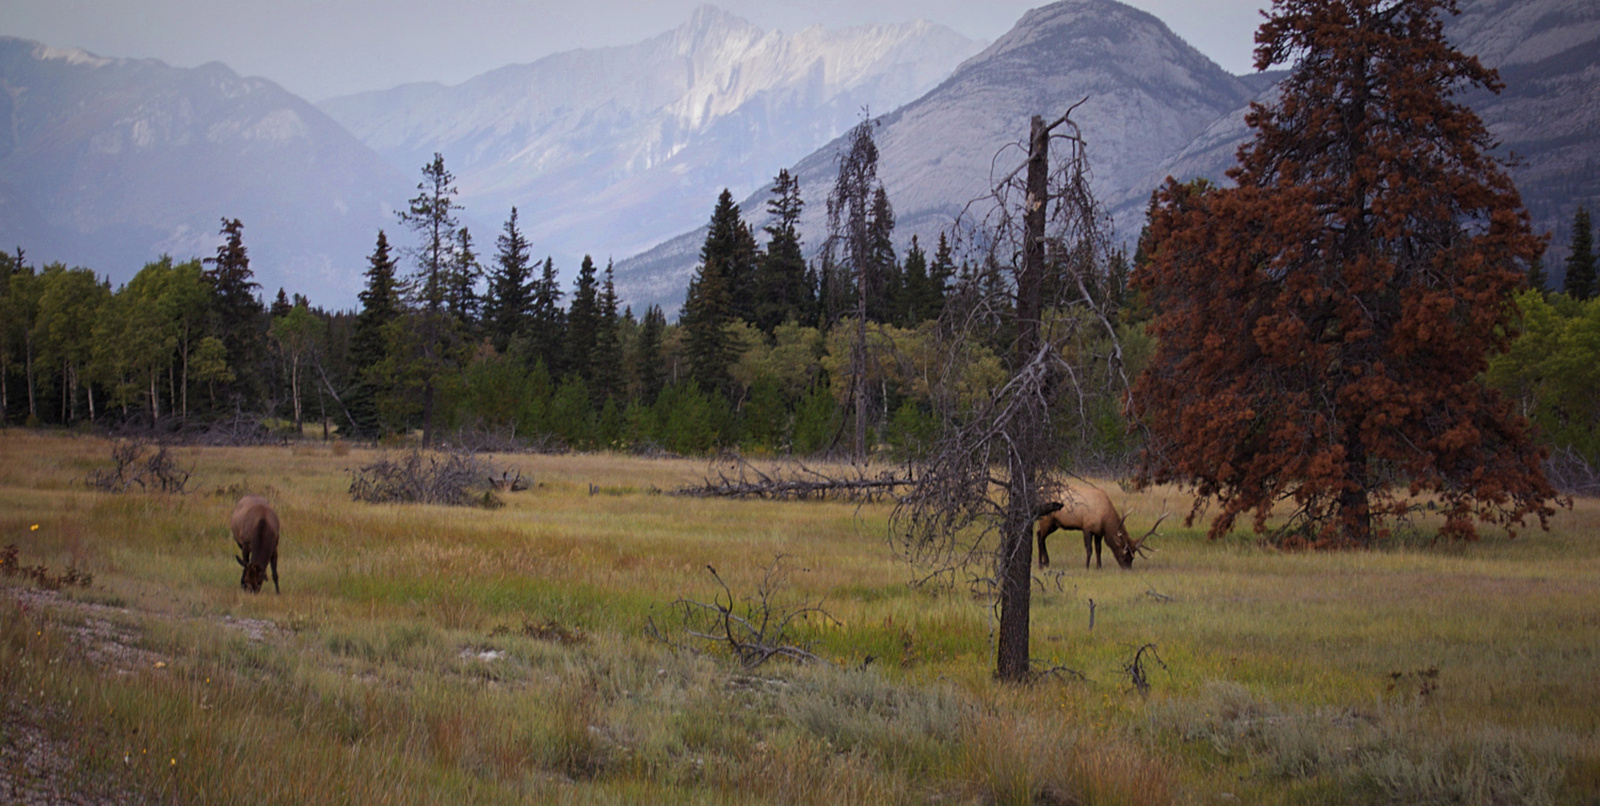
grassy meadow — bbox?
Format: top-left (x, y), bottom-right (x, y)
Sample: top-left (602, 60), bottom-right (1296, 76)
top-left (2, 429), bottom-right (1597, 804)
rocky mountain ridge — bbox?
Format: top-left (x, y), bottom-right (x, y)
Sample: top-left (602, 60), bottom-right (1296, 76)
top-left (319, 5), bottom-right (982, 266)
top-left (0, 37), bottom-right (408, 301)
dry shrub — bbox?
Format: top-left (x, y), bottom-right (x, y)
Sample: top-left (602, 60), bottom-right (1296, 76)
top-left (961, 710), bottom-right (1172, 806)
top-left (348, 450), bottom-right (501, 508)
top-left (1, 544), bottom-right (92, 590)
top-left (85, 440), bottom-right (194, 494)
top-left (1150, 681), bottom-right (1567, 804)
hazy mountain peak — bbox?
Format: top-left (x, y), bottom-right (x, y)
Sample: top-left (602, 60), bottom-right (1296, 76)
top-left (321, 6), bottom-right (980, 268)
top-left (30, 41), bottom-right (116, 69)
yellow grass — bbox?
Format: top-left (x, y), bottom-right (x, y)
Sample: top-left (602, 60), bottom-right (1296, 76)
top-left (1, 429), bottom-right (1597, 804)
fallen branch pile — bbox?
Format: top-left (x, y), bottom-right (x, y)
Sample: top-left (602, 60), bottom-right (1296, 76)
top-left (85, 440), bottom-right (195, 494)
top-left (672, 455), bottom-right (912, 502)
top-left (348, 450), bottom-right (502, 508)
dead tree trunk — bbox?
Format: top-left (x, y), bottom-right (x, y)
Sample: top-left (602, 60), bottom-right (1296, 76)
top-left (995, 115), bottom-right (1054, 681)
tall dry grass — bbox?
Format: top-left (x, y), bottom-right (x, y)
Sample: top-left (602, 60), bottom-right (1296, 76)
top-left (2, 429), bottom-right (1597, 803)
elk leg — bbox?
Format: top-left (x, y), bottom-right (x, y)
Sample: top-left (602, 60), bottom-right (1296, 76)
top-left (270, 555), bottom-right (279, 594)
top-left (1036, 521), bottom-right (1055, 568)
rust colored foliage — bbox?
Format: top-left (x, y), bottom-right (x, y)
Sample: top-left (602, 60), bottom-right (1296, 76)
top-left (1131, 0), bottom-right (1559, 545)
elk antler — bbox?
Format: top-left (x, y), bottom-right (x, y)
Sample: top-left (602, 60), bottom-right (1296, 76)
top-left (1131, 511), bottom-right (1169, 558)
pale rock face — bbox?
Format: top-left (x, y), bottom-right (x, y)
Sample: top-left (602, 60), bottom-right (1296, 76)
top-left (617, 0), bottom-right (1256, 313)
top-left (320, 5), bottom-right (981, 267)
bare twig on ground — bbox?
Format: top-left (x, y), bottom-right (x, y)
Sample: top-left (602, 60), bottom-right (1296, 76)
top-left (1122, 643), bottom-right (1168, 696)
top-left (646, 556), bottom-right (836, 669)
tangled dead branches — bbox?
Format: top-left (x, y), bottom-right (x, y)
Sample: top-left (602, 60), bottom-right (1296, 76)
top-left (85, 440), bottom-right (195, 494)
top-left (1122, 643), bottom-right (1168, 696)
top-left (646, 557), bottom-right (836, 669)
top-left (348, 450), bottom-right (502, 508)
top-left (672, 454), bottom-right (912, 502)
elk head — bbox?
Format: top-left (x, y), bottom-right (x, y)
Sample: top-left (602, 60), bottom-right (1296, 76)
top-left (236, 553), bottom-right (267, 592)
top-left (1111, 509), bottom-right (1167, 569)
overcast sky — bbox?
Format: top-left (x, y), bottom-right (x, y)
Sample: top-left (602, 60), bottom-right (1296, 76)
top-left (3, 0), bottom-right (1272, 102)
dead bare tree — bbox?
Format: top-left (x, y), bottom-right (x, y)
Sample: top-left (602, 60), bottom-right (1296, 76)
top-left (825, 112), bottom-right (883, 466)
top-left (891, 100), bottom-right (1130, 682)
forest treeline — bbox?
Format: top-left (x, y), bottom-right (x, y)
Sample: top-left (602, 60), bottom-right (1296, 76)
top-left (0, 155), bottom-right (1124, 459)
top-left (1, 159), bottom-right (1596, 469)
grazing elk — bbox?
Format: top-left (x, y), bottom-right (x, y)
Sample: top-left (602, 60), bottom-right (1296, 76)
top-left (230, 495), bottom-right (280, 593)
top-left (1034, 485), bottom-right (1161, 570)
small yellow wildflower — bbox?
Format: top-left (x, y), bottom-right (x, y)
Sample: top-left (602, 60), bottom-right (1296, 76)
top-left (30, 524), bottom-right (39, 531)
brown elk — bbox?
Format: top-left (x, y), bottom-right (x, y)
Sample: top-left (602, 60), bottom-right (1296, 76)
top-left (230, 495), bottom-right (280, 593)
top-left (1034, 485), bottom-right (1160, 570)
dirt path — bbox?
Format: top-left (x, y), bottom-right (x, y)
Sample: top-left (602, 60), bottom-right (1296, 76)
top-left (0, 585), bottom-right (280, 805)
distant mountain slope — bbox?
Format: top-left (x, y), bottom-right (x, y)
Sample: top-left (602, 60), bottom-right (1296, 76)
top-left (320, 5), bottom-right (981, 268)
top-left (1103, 0), bottom-right (1600, 264)
top-left (623, 0), bottom-right (1600, 315)
top-left (0, 38), bottom-right (409, 302)
top-left (616, 0), bottom-right (1256, 314)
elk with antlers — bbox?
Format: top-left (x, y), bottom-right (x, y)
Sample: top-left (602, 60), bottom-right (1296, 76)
top-left (1034, 485), bottom-right (1162, 569)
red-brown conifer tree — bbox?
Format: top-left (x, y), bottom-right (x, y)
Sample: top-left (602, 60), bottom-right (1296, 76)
top-left (1131, 0), bottom-right (1559, 545)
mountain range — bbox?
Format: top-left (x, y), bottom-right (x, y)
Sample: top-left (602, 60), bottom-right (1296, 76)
top-left (0, 38), bottom-right (408, 302)
top-left (3, 0), bottom-right (1595, 311)
top-left (620, 0), bottom-right (1600, 313)
top-left (319, 6), bottom-right (981, 267)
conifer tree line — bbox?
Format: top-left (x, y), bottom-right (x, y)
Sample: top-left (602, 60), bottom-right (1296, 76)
top-left (2, 151), bottom-right (1595, 471)
top-left (0, 150), bottom-right (976, 457)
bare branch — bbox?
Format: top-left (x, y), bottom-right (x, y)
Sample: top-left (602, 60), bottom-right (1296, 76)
top-left (647, 557), bottom-right (837, 670)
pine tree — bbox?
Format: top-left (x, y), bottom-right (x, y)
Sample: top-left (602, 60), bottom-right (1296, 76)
top-left (752, 169), bottom-right (811, 332)
top-left (528, 257), bottom-right (565, 374)
top-left (1527, 255), bottom-right (1548, 295)
top-left (398, 153), bottom-right (460, 313)
top-left (926, 231), bottom-right (955, 321)
top-left (347, 230), bottom-right (400, 436)
top-left (635, 304), bottom-right (666, 406)
top-left (201, 217), bottom-right (265, 408)
top-left (865, 186), bottom-right (899, 323)
top-left (898, 235), bottom-right (931, 326)
top-left (701, 189), bottom-right (760, 324)
top-left (485, 207), bottom-right (535, 353)
top-left (1133, 0), bottom-right (1557, 544)
top-left (591, 261), bottom-right (624, 403)
top-left (1564, 206), bottom-right (1595, 301)
top-left (447, 226), bottom-right (482, 334)
top-left (564, 256), bottom-right (601, 384)
top-left (395, 154), bottom-right (467, 446)
top-left (269, 288), bottom-right (292, 319)
top-left (681, 254), bottom-right (736, 395)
